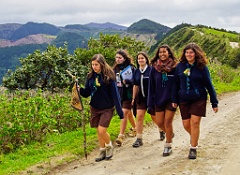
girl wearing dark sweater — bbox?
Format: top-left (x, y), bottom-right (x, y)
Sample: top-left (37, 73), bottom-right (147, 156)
top-left (148, 44), bottom-right (178, 156)
top-left (80, 54), bottom-right (123, 162)
top-left (172, 43), bottom-right (218, 159)
top-left (131, 52), bottom-right (164, 147)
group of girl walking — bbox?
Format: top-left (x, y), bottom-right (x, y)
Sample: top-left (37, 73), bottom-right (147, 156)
top-left (78, 42), bottom-right (218, 162)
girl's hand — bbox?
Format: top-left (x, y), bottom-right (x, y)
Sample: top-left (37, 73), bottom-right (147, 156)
top-left (172, 103), bottom-right (178, 108)
top-left (213, 107), bottom-right (218, 113)
top-left (131, 99), bottom-right (135, 106)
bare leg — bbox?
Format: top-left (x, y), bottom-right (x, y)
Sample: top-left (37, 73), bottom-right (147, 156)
top-left (97, 125), bottom-right (110, 147)
top-left (119, 108), bottom-right (130, 135)
top-left (154, 111), bottom-right (166, 132)
top-left (164, 110), bottom-right (175, 143)
top-left (128, 110), bottom-right (136, 129)
top-left (136, 109), bottom-right (146, 135)
top-left (182, 119), bottom-right (191, 135)
top-left (190, 115), bottom-right (201, 147)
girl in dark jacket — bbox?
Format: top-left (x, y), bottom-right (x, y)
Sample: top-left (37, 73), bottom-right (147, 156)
top-left (172, 43), bottom-right (218, 159)
top-left (80, 54), bottom-right (123, 162)
top-left (148, 44), bottom-right (178, 156)
top-left (131, 52), bottom-right (164, 147)
top-left (113, 49), bottom-right (136, 146)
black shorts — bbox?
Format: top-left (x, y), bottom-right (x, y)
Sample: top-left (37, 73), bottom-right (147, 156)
top-left (90, 106), bottom-right (114, 128)
top-left (122, 100), bottom-right (132, 110)
top-left (155, 101), bottom-right (176, 112)
top-left (179, 100), bottom-right (207, 120)
top-left (136, 98), bottom-right (147, 110)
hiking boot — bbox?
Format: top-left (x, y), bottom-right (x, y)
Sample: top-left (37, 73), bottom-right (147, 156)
top-left (116, 136), bottom-right (124, 146)
top-left (188, 148), bottom-right (197, 159)
top-left (163, 147), bottom-right (172, 157)
top-left (105, 145), bottom-right (114, 160)
top-left (129, 128), bottom-right (137, 137)
top-left (160, 131), bottom-right (165, 141)
top-left (95, 150), bottom-right (106, 162)
top-left (132, 138), bottom-right (143, 148)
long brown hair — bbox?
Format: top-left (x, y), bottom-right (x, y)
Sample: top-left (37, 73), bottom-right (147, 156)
top-left (180, 42), bottom-right (207, 69)
top-left (151, 44), bottom-right (176, 65)
top-left (88, 54), bottom-right (115, 83)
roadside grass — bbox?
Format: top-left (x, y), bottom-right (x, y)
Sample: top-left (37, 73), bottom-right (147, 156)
top-left (0, 111), bottom-right (153, 175)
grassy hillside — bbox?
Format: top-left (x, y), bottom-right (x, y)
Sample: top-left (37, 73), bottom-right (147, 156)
top-left (150, 25), bottom-right (240, 68)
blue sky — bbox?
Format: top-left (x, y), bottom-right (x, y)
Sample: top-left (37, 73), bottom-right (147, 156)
top-left (1, 0), bottom-right (240, 32)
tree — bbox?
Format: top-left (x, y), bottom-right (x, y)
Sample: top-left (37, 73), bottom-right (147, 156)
top-left (3, 34), bottom-right (147, 90)
top-left (71, 33), bottom-right (147, 84)
top-left (3, 45), bottom-right (72, 91)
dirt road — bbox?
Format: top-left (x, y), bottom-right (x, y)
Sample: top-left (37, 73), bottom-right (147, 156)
top-left (48, 91), bottom-right (240, 175)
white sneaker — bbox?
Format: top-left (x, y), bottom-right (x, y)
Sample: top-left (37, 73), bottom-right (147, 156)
top-left (105, 145), bottom-right (114, 160)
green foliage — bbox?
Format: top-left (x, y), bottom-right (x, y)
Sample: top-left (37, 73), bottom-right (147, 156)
top-left (227, 48), bottom-right (240, 68)
top-left (73, 33), bottom-right (147, 84)
top-left (208, 63), bottom-right (240, 93)
top-left (0, 44), bottom-right (48, 84)
top-left (2, 34), bottom-right (147, 90)
top-left (0, 98), bottom-right (152, 174)
top-left (209, 63), bottom-right (237, 83)
top-left (2, 45), bottom-right (72, 90)
top-left (0, 90), bottom-right (85, 153)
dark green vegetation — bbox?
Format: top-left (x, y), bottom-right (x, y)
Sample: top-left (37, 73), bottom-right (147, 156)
top-left (2, 34), bottom-right (146, 90)
top-left (0, 19), bottom-right (239, 174)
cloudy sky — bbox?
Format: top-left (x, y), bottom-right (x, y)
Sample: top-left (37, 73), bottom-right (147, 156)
top-left (1, 0), bottom-right (240, 32)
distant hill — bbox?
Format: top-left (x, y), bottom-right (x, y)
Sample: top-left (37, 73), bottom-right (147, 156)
top-left (85, 22), bottom-right (127, 30)
top-left (63, 24), bottom-right (91, 31)
top-left (127, 19), bottom-right (171, 34)
top-left (0, 34), bottom-right (55, 47)
top-left (0, 23), bottom-right (22, 39)
top-left (52, 32), bottom-right (88, 53)
top-left (122, 19), bottom-right (171, 48)
top-left (9, 22), bottom-right (61, 41)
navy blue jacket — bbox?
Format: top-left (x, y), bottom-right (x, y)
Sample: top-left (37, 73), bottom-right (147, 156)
top-left (147, 66), bottom-right (175, 110)
top-left (172, 62), bottom-right (218, 108)
top-left (133, 65), bottom-right (151, 103)
top-left (80, 72), bottom-right (124, 119)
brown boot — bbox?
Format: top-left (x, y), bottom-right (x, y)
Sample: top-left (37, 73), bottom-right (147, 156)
top-left (116, 136), bottom-right (124, 147)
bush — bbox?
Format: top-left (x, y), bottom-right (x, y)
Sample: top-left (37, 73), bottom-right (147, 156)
top-left (0, 89), bottom-right (88, 153)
